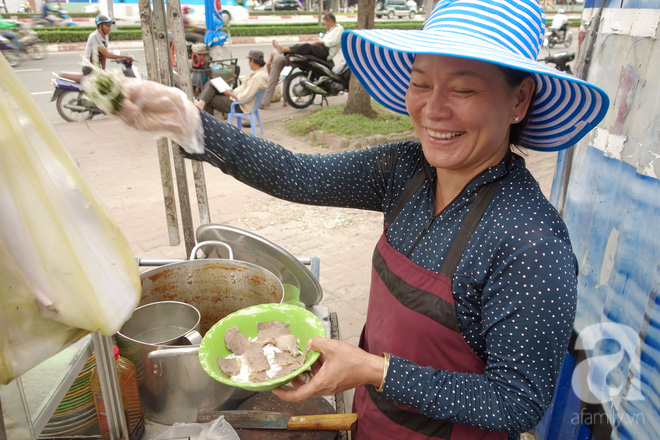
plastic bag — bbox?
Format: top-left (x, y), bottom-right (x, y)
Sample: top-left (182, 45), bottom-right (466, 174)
top-left (86, 75), bottom-right (204, 155)
top-left (153, 416), bottom-right (240, 440)
top-left (0, 54), bottom-right (141, 384)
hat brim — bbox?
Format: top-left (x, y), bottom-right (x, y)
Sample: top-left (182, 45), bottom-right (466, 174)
top-left (342, 29), bottom-right (609, 152)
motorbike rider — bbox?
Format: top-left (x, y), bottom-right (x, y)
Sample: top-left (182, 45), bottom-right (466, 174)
top-left (82, 14), bottom-right (133, 75)
top-left (182, 5), bottom-right (206, 44)
top-left (0, 19), bottom-right (20, 49)
top-left (262, 12), bottom-right (343, 109)
top-left (550, 9), bottom-right (568, 40)
top-left (42, 0), bottom-right (65, 27)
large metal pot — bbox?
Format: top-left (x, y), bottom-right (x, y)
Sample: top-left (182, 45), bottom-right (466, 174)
top-left (116, 249), bottom-right (284, 425)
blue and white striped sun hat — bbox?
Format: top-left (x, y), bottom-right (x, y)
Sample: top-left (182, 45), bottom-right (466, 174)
top-left (341, 0), bottom-right (609, 152)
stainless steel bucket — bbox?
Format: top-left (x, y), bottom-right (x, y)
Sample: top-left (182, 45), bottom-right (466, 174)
top-left (116, 252), bottom-right (284, 424)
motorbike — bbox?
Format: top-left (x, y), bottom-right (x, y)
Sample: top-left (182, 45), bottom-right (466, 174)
top-left (538, 51), bottom-right (575, 75)
top-left (0, 34), bottom-right (21, 67)
top-left (283, 53), bottom-right (351, 109)
top-left (544, 27), bottom-right (572, 49)
top-left (50, 58), bottom-right (137, 122)
top-left (33, 10), bottom-right (76, 28)
top-left (0, 21), bottom-right (46, 60)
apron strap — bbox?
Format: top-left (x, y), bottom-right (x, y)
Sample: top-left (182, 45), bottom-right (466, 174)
top-left (440, 180), bottom-right (501, 279)
top-left (385, 169), bottom-right (427, 227)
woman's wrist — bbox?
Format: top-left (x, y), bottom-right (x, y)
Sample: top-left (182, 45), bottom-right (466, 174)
top-left (375, 353), bottom-right (391, 393)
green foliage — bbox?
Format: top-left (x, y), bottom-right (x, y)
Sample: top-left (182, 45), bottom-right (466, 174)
top-left (285, 104), bottom-right (414, 139)
top-left (35, 28), bottom-right (143, 43)
top-left (0, 12), bottom-right (96, 19)
top-left (29, 21), bottom-right (424, 43)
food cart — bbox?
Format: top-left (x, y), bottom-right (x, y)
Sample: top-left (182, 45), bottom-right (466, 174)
top-left (0, 0), bottom-right (351, 438)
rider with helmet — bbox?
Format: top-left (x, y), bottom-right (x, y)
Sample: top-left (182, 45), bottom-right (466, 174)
top-left (82, 14), bottom-right (133, 75)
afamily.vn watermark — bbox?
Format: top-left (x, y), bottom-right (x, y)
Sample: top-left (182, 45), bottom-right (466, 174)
top-left (570, 410), bottom-right (645, 427)
top-left (571, 322), bottom-right (644, 405)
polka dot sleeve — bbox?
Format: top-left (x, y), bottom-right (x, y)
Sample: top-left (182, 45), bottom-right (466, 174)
top-left (180, 110), bottom-right (412, 212)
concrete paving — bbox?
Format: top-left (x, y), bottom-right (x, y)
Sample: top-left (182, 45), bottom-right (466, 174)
top-left (52, 90), bottom-right (557, 412)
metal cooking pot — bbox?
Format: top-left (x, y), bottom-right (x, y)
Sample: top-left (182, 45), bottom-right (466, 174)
top-left (116, 242), bottom-right (284, 425)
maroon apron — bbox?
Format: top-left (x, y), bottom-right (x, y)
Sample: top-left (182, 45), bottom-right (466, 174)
top-left (353, 171), bottom-right (508, 440)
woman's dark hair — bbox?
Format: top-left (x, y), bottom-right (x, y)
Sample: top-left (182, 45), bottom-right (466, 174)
top-left (497, 65), bottom-right (535, 147)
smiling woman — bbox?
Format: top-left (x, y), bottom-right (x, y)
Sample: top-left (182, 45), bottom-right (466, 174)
top-left (101, 1), bottom-right (609, 439)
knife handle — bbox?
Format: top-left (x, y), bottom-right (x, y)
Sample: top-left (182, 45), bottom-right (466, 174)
top-left (288, 413), bottom-right (358, 431)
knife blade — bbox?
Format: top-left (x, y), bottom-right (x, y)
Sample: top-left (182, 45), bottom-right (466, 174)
top-left (197, 410), bottom-right (357, 431)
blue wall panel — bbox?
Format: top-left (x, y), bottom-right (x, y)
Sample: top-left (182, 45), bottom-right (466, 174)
top-left (548, 146), bottom-right (660, 439)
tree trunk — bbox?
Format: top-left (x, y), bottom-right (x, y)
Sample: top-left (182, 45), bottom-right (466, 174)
top-left (424, 0), bottom-right (437, 17)
top-left (343, 0), bottom-right (377, 118)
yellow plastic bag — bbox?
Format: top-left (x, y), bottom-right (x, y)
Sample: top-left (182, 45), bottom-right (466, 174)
top-left (0, 55), bottom-right (141, 384)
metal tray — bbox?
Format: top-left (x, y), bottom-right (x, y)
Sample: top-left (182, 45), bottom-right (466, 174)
top-left (196, 224), bottom-right (322, 306)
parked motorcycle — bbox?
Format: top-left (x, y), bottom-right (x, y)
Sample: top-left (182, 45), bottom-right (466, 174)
top-left (50, 58), bottom-right (137, 122)
top-left (0, 34), bottom-right (21, 67)
top-left (544, 27), bottom-right (572, 49)
top-left (283, 53), bottom-right (351, 109)
top-left (538, 51), bottom-right (575, 75)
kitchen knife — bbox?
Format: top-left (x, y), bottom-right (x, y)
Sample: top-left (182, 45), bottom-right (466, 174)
top-left (197, 410), bottom-right (357, 431)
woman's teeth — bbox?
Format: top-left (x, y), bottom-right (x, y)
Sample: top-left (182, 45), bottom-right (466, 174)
top-left (428, 130), bottom-right (463, 140)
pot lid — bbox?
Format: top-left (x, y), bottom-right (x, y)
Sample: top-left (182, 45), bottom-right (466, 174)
top-left (196, 224), bottom-right (323, 306)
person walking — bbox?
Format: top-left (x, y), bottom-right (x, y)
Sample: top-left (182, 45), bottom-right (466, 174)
top-left (262, 12), bottom-right (343, 109)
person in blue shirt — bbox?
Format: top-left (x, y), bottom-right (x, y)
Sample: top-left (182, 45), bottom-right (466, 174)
top-left (111, 0), bottom-right (608, 438)
top-left (42, 0), bottom-right (64, 26)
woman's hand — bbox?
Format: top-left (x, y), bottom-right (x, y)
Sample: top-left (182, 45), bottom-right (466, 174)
top-left (115, 79), bottom-right (204, 154)
top-left (273, 337), bottom-right (385, 403)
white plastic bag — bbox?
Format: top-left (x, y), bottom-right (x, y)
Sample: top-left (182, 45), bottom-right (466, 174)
top-left (0, 55), bottom-right (141, 384)
top-left (81, 69), bottom-right (204, 155)
top-left (153, 416), bottom-right (240, 440)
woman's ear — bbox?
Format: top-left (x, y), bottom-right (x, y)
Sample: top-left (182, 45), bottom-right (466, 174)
top-left (514, 76), bottom-right (536, 117)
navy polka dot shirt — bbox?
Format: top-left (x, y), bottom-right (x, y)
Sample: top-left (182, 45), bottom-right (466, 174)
top-left (184, 112), bottom-right (578, 436)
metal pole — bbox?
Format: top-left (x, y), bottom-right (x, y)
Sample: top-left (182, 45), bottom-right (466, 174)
top-left (554, 1), bottom-right (606, 216)
top-left (167, 0), bottom-right (211, 226)
top-left (137, 0), bottom-right (182, 246)
top-left (91, 333), bottom-right (129, 440)
top-left (0, 397), bottom-right (6, 440)
top-left (150, 0), bottom-right (197, 255)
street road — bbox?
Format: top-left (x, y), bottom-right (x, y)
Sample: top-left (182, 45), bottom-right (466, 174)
top-left (12, 42), bottom-right (274, 125)
top-left (13, 37), bottom-right (577, 126)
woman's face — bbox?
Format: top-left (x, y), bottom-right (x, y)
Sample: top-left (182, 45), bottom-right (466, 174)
top-left (405, 55), bottom-right (534, 176)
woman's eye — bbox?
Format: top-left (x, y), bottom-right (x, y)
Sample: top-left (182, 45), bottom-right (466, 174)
top-left (453, 89), bottom-right (474, 95)
top-left (410, 82), bottom-right (428, 89)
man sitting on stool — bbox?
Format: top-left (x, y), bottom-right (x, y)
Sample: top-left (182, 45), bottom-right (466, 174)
top-left (196, 50), bottom-right (269, 123)
top-left (262, 13), bottom-right (343, 109)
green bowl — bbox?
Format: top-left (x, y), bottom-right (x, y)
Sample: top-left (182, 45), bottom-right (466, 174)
top-left (199, 303), bottom-right (326, 392)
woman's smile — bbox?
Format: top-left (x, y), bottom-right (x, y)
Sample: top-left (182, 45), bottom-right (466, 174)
top-left (427, 129), bottom-right (465, 141)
